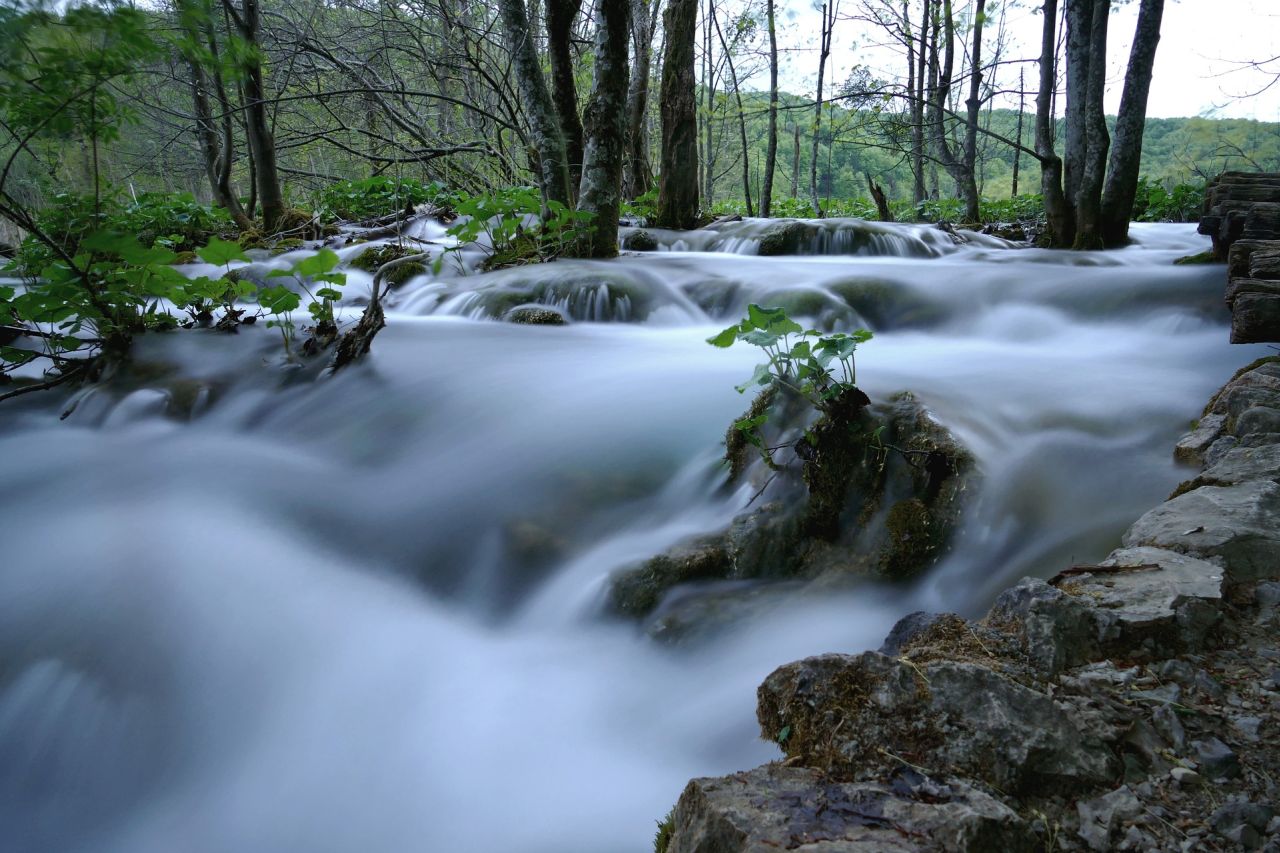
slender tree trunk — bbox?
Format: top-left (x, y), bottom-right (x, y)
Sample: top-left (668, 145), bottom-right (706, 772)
top-left (225, 0), bottom-right (284, 232)
top-left (575, 0), bottom-right (631, 257)
top-left (499, 0), bottom-right (572, 208)
top-left (959, 0), bottom-right (986, 223)
top-left (913, 0), bottom-right (930, 207)
top-left (1100, 0), bottom-right (1164, 247)
top-left (1037, 0), bottom-right (1072, 246)
top-left (712, 11), bottom-right (752, 216)
top-left (547, 0), bottom-right (586, 196)
top-left (1073, 0), bottom-right (1109, 249)
top-left (623, 0), bottom-right (658, 199)
top-left (926, 0), bottom-right (977, 222)
top-left (656, 0), bottom-right (700, 228)
top-left (1012, 68), bottom-right (1024, 197)
top-left (760, 0), bottom-right (779, 217)
top-left (702, 0), bottom-right (716, 208)
top-left (809, 1), bottom-right (836, 218)
top-left (791, 122), bottom-right (800, 199)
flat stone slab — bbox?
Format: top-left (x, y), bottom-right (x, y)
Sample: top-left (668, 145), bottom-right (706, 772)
top-left (1122, 481), bottom-right (1280, 583)
top-left (1174, 414), bottom-right (1227, 466)
top-left (669, 765), bottom-right (1034, 853)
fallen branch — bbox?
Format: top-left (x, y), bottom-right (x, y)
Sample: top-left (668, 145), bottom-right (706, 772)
top-left (1049, 563), bottom-right (1162, 586)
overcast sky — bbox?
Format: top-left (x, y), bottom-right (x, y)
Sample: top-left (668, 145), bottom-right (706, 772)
top-left (750, 0), bottom-right (1280, 121)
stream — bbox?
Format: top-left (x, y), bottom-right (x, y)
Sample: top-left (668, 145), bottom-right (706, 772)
top-left (0, 221), bottom-right (1268, 852)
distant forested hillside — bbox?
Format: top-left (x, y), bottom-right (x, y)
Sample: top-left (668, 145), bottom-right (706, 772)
top-left (699, 93), bottom-right (1280, 207)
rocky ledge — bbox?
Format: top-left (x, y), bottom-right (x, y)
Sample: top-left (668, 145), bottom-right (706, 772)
top-left (660, 356), bottom-right (1280, 853)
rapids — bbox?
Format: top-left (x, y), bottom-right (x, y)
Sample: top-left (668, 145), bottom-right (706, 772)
top-left (0, 221), bottom-right (1267, 852)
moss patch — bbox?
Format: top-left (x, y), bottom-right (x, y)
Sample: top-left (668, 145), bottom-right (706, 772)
top-left (1173, 250), bottom-right (1220, 266)
top-left (350, 243), bottom-right (416, 272)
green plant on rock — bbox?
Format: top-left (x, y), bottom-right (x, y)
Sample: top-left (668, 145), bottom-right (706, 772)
top-left (264, 248), bottom-right (346, 354)
top-left (708, 303), bottom-right (873, 463)
top-left (434, 187), bottom-right (597, 272)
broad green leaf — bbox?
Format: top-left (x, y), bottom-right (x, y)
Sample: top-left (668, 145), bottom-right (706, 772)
top-left (259, 285), bottom-right (300, 315)
top-left (734, 362), bottom-right (773, 394)
top-left (706, 325), bottom-right (739, 347)
top-left (292, 248), bottom-right (340, 278)
top-left (197, 236), bottom-right (250, 267)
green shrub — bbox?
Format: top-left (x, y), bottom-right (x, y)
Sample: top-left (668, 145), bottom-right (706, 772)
top-left (1133, 178), bottom-right (1204, 223)
top-left (316, 176), bottom-right (454, 221)
top-left (13, 192), bottom-right (234, 277)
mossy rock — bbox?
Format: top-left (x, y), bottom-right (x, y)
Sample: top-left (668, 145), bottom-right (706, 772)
top-left (350, 243), bottom-right (416, 272)
top-left (384, 262), bottom-right (427, 288)
top-left (609, 537), bottom-right (732, 619)
top-left (1173, 250), bottom-right (1220, 266)
top-left (626, 229), bottom-right (659, 252)
top-left (482, 234), bottom-right (543, 271)
top-left (504, 306), bottom-right (567, 325)
top-left (239, 229), bottom-right (266, 249)
top-left (268, 238), bottom-right (306, 255)
top-left (757, 220), bottom-right (819, 256)
top-left (828, 278), bottom-right (946, 330)
top-left (171, 250), bottom-right (199, 265)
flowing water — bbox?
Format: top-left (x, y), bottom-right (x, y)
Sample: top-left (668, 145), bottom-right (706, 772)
top-left (0, 221), bottom-right (1268, 852)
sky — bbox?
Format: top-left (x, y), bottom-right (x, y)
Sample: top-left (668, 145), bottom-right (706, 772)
top-left (747, 0), bottom-right (1280, 121)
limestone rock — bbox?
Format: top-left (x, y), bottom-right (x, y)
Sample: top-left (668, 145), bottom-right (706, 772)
top-left (1076, 786), bottom-right (1143, 851)
top-left (1122, 480), bottom-right (1280, 584)
top-left (1174, 413), bottom-right (1227, 466)
top-left (666, 765), bottom-right (1034, 853)
top-left (756, 652), bottom-right (1117, 795)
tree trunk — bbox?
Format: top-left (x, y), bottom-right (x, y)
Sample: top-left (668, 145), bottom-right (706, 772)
top-left (178, 1), bottom-right (251, 229)
top-left (656, 0), bottom-right (699, 228)
top-left (623, 0), bottom-right (658, 199)
top-left (713, 10), bottom-right (752, 216)
top-left (867, 173), bottom-right (893, 221)
top-left (1036, 0), bottom-right (1072, 246)
top-left (1073, 0), bottom-right (1109, 249)
top-left (574, 0), bottom-right (631, 256)
top-left (809, 1), bottom-right (836, 218)
top-left (1063, 0), bottom-right (1092, 208)
top-left (1012, 68), bottom-right (1024, 197)
top-left (959, 0), bottom-right (985, 223)
top-left (547, 0), bottom-right (586, 197)
top-left (906, 0), bottom-right (925, 207)
top-left (499, 0), bottom-right (572, 208)
top-left (702, 0), bottom-right (716, 209)
top-left (226, 0), bottom-right (284, 232)
top-left (760, 0), bottom-right (779, 217)
top-left (926, 0), bottom-right (978, 223)
top-left (791, 122), bottom-right (800, 199)
top-left (1099, 0), bottom-right (1164, 247)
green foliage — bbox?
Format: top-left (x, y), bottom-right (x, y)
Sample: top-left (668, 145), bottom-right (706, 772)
top-left (653, 808), bottom-right (675, 853)
top-left (316, 176), bottom-right (455, 221)
top-left (1132, 179), bottom-right (1204, 223)
top-left (265, 247), bottom-right (347, 350)
top-left (709, 304), bottom-right (873, 461)
top-left (437, 187), bottom-right (596, 271)
top-left (13, 192), bottom-right (234, 277)
top-left (622, 188), bottom-right (658, 222)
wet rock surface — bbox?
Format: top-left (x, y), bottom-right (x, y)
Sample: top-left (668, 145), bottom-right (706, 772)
top-left (659, 357), bottom-right (1280, 852)
top-left (609, 389), bottom-right (977, 639)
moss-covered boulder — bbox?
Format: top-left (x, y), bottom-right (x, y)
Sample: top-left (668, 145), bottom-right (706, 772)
top-left (625, 229), bottom-right (659, 252)
top-left (504, 306), bottom-right (567, 325)
top-left (607, 387), bottom-right (978, 632)
top-left (756, 220), bottom-right (819, 256)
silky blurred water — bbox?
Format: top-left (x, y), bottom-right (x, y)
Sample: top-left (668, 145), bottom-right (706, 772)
top-left (0, 222), bottom-right (1264, 852)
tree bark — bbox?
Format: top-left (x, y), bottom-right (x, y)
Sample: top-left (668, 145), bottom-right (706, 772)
top-left (867, 173), bottom-right (893, 221)
top-left (547, 0), bottom-right (586, 196)
top-left (761, 0), bottom-right (779, 217)
top-left (1073, 0), bottom-right (1110, 249)
top-left (712, 10), bottom-right (753, 216)
top-left (791, 121), bottom-right (800, 199)
top-left (1037, 0), bottom-right (1073, 246)
top-left (959, 0), bottom-right (986, 223)
top-left (656, 0), bottom-right (699, 228)
top-left (623, 0), bottom-right (659, 199)
top-left (225, 0), bottom-right (284, 232)
top-left (177, 0), bottom-right (252, 228)
top-left (809, 1), bottom-right (836, 218)
top-left (1099, 0), bottom-right (1164, 247)
top-left (574, 0), bottom-right (632, 256)
top-left (1063, 0), bottom-right (1092, 208)
top-left (925, 0), bottom-right (979, 223)
top-left (499, 0), bottom-right (572, 208)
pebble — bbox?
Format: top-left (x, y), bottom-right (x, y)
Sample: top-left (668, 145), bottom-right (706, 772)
top-left (1170, 766), bottom-right (1202, 787)
top-left (1192, 737), bottom-right (1241, 780)
top-left (1233, 715), bottom-right (1263, 741)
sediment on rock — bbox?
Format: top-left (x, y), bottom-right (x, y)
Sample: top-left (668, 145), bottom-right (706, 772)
top-left (659, 355), bottom-right (1280, 852)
